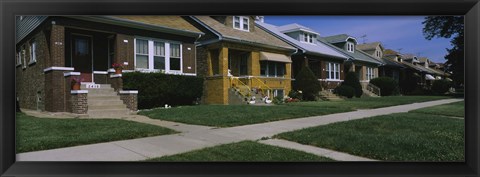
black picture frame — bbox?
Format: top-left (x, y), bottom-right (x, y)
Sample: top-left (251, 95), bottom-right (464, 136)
top-left (1, 0), bottom-right (479, 176)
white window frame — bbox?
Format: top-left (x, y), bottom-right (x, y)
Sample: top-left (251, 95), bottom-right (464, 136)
top-left (29, 41), bottom-right (37, 64)
top-left (22, 49), bottom-right (26, 69)
top-left (366, 67), bottom-right (375, 80)
top-left (326, 62), bottom-right (340, 80)
top-left (233, 16), bottom-right (249, 32)
top-left (300, 32), bottom-right (316, 44)
top-left (134, 37), bottom-right (183, 74)
top-left (17, 51), bottom-right (22, 66)
top-left (347, 42), bottom-right (354, 53)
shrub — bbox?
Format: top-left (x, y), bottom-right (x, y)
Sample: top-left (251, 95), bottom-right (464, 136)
top-left (292, 66), bottom-right (321, 101)
top-left (431, 79), bottom-right (453, 95)
top-left (400, 72), bottom-right (421, 94)
top-left (342, 72), bottom-right (363, 98)
top-left (334, 85), bottom-right (355, 98)
top-left (123, 72), bottom-right (204, 109)
top-left (369, 77), bottom-right (400, 96)
top-left (288, 90), bottom-right (303, 100)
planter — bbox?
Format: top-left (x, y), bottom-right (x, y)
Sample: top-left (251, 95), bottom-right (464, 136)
top-left (72, 83), bottom-right (81, 90)
top-left (115, 68), bottom-right (122, 74)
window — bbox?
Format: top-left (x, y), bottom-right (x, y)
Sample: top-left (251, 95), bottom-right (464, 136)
top-left (233, 16), bottom-right (249, 31)
top-left (22, 49), bottom-right (26, 68)
top-left (273, 89), bottom-right (285, 98)
top-left (347, 42), bottom-right (354, 53)
top-left (366, 67), bottom-right (375, 80)
top-left (260, 61), bottom-right (286, 77)
top-left (29, 41), bottom-right (37, 64)
top-left (326, 62), bottom-right (340, 80)
top-left (135, 38), bottom-right (182, 73)
top-left (301, 32), bottom-right (316, 44)
top-left (17, 51), bottom-right (22, 66)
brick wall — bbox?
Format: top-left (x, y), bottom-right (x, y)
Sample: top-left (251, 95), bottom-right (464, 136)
top-left (119, 93), bottom-right (138, 111)
top-left (108, 75), bottom-right (123, 92)
top-left (45, 70), bottom-right (66, 112)
top-left (182, 42), bottom-right (196, 74)
top-left (115, 34), bottom-right (134, 70)
top-left (203, 76), bottom-right (229, 104)
top-left (16, 30), bottom-right (49, 111)
top-left (196, 46), bottom-right (209, 77)
top-left (50, 25), bottom-right (65, 67)
top-left (71, 93), bottom-right (88, 114)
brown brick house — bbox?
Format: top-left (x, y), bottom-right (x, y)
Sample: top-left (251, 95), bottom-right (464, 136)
top-left (16, 16), bottom-right (203, 115)
top-left (187, 16), bottom-right (296, 104)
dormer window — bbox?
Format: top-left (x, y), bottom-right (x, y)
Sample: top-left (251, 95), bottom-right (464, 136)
top-left (233, 16), bottom-right (249, 32)
top-left (347, 42), bottom-right (354, 53)
top-left (301, 32), bottom-right (316, 44)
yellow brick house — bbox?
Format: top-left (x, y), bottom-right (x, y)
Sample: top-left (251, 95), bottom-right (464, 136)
top-left (187, 16), bottom-right (296, 104)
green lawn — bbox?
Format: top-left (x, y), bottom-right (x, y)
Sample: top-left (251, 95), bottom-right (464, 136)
top-left (140, 96), bottom-right (450, 127)
top-left (275, 112), bottom-right (464, 161)
top-left (147, 141), bottom-right (333, 162)
top-left (410, 101), bottom-right (464, 118)
top-left (16, 113), bottom-right (177, 153)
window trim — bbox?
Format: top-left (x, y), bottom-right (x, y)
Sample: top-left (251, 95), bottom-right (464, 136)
top-left (134, 37), bottom-right (183, 74)
top-left (326, 62), bottom-right (341, 80)
top-left (346, 42), bottom-right (355, 53)
top-left (366, 67), bottom-right (375, 80)
top-left (28, 40), bottom-right (37, 65)
top-left (233, 16), bottom-right (249, 32)
top-left (300, 32), bottom-right (316, 44)
top-left (22, 49), bottom-right (27, 69)
top-left (16, 51), bottom-right (22, 67)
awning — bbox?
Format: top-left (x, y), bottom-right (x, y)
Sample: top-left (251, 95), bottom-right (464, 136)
top-left (259, 52), bottom-right (292, 63)
top-left (446, 78), bottom-right (453, 81)
top-left (425, 74), bottom-right (435, 80)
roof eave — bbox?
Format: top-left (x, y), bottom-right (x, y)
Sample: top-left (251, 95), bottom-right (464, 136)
top-left (70, 16), bottom-right (204, 38)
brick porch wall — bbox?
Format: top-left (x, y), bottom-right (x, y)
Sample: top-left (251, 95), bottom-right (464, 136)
top-left (71, 92), bottom-right (88, 114)
top-left (119, 91), bottom-right (138, 111)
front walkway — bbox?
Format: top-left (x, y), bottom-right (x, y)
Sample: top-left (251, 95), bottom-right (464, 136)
top-left (17, 98), bottom-right (463, 161)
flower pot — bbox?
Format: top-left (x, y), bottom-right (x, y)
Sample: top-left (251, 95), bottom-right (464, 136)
top-left (115, 68), bottom-right (122, 74)
top-left (72, 83), bottom-right (81, 90)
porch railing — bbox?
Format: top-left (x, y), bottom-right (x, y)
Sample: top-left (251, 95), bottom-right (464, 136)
top-left (230, 77), bottom-right (251, 98)
top-left (251, 77), bottom-right (273, 98)
top-left (366, 83), bottom-right (381, 96)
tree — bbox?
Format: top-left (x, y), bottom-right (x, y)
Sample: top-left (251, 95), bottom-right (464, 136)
top-left (422, 16), bottom-right (464, 87)
top-left (293, 66), bottom-right (321, 101)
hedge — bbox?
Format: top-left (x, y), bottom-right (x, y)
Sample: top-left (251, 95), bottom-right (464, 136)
top-left (334, 85), bottom-right (355, 98)
top-left (123, 72), bottom-right (204, 109)
top-left (431, 79), bottom-right (452, 95)
top-left (369, 77), bottom-right (400, 96)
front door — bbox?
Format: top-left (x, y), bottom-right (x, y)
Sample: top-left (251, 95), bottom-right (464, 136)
top-left (72, 35), bottom-right (93, 82)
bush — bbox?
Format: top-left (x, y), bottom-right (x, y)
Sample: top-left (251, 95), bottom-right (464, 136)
top-left (123, 72), bottom-right (204, 109)
top-left (369, 77), bottom-right (400, 96)
top-left (342, 72), bottom-right (362, 98)
top-left (288, 90), bottom-right (303, 100)
top-left (334, 85), bottom-right (355, 98)
top-left (431, 79), bottom-right (453, 95)
top-left (400, 72), bottom-right (421, 94)
top-left (292, 66), bottom-right (321, 101)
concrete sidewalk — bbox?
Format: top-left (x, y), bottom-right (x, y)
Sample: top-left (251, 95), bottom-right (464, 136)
top-left (17, 98), bottom-right (463, 161)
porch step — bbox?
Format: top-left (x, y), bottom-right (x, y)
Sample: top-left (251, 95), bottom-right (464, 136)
top-left (319, 90), bottom-right (343, 101)
top-left (87, 109), bottom-right (132, 118)
top-left (362, 89), bottom-right (380, 97)
top-left (89, 104), bottom-right (127, 110)
top-left (88, 95), bottom-right (123, 101)
top-left (87, 100), bottom-right (125, 106)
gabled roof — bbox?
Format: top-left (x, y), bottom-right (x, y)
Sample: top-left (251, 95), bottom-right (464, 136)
top-left (401, 61), bottom-right (434, 74)
top-left (191, 16), bottom-right (295, 51)
top-left (384, 49), bottom-right (402, 56)
top-left (357, 42), bottom-right (383, 52)
top-left (323, 34), bottom-right (358, 44)
top-left (276, 23), bottom-right (319, 35)
top-left (418, 57), bottom-right (429, 63)
top-left (318, 37), bottom-right (382, 65)
top-left (382, 57), bottom-right (406, 68)
top-left (255, 22), bottom-right (347, 60)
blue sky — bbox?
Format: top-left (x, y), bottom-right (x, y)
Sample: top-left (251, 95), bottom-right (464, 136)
top-left (264, 16), bottom-right (453, 63)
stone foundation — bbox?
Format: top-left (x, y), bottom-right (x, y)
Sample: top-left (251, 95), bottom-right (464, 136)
top-left (71, 90), bottom-right (88, 114)
top-left (119, 90), bottom-right (138, 111)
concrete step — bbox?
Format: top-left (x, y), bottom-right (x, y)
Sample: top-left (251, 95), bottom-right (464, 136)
top-left (81, 84), bottom-right (113, 90)
top-left (87, 92), bottom-right (118, 97)
top-left (87, 109), bottom-right (132, 118)
top-left (88, 99), bottom-right (125, 106)
top-left (88, 95), bottom-right (122, 101)
top-left (89, 104), bottom-right (127, 110)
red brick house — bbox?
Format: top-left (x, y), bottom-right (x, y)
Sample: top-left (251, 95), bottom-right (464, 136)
top-left (15, 16), bottom-right (203, 116)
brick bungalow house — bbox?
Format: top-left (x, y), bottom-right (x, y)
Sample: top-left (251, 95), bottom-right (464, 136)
top-left (357, 42), bottom-right (405, 82)
top-left (255, 22), bottom-right (350, 90)
top-left (321, 34), bottom-right (383, 95)
top-left (186, 16), bottom-right (296, 105)
top-left (16, 16), bottom-right (204, 116)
